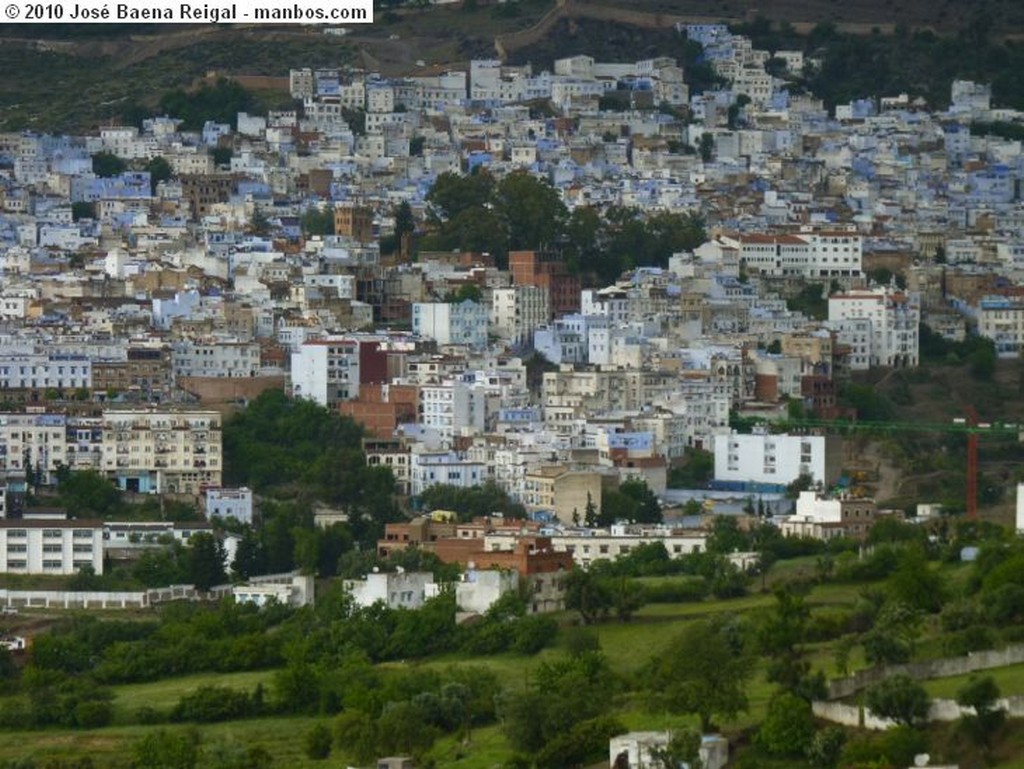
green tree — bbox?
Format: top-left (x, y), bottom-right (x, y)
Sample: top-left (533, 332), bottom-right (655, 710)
top-left (617, 479), bottom-right (662, 524)
top-left (333, 710), bottom-right (378, 764)
top-left (71, 201), bottom-right (97, 221)
top-left (187, 532), bottom-right (227, 591)
top-left (583, 491), bottom-right (598, 527)
top-left (756, 692), bottom-right (816, 757)
top-left (956, 675), bottom-right (1004, 748)
top-left (865, 674), bottom-right (931, 727)
top-left (805, 726), bottom-right (846, 769)
top-left (301, 207), bottom-right (335, 237)
top-left (707, 515), bottom-right (749, 554)
top-left (493, 170), bottom-right (568, 252)
top-left (426, 170), bottom-right (496, 223)
top-left (146, 156), bottom-right (173, 195)
top-left (133, 728), bottom-right (201, 769)
top-left (648, 729), bottom-right (703, 769)
top-left (563, 569), bottom-right (612, 625)
top-left (887, 546), bottom-right (946, 613)
top-left (92, 151), bottom-right (126, 177)
top-left (647, 618), bottom-right (755, 731)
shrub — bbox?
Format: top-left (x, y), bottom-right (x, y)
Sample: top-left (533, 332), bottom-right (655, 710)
top-left (304, 723), bottom-right (332, 761)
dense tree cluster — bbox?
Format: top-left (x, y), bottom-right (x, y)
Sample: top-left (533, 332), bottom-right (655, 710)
top-left (420, 169), bottom-right (705, 281)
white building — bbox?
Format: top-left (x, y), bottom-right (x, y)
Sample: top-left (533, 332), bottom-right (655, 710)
top-left (233, 572), bottom-right (314, 608)
top-left (828, 286), bottom-right (920, 368)
top-left (410, 447), bottom-right (487, 495)
top-left (343, 570), bottom-right (432, 610)
top-left (205, 487), bottom-right (254, 525)
top-left (418, 380), bottom-right (490, 444)
top-left (491, 286), bottom-right (549, 346)
top-left (412, 300), bottom-right (489, 349)
top-left (0, 354), bottom-right (92, 391)
top-left (290, 337), bottom-right (361, 407)
top-left (713, 432), bottom-right (839, 487)
top-left (172, 340), bottom-right (262, 379)
top-left (609, 732), bottom-right (729, 769)
top-left (0, 519), bottom-right (104, 575)
top-left (977, 296), bottom-right (1024, 357)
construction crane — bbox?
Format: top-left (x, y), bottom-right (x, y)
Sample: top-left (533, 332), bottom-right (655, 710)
top-left (777, 414), bottom-right (1023, 520)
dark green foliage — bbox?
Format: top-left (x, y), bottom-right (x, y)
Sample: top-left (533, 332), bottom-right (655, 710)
top-left (668, 448), bottom-right (713, 488)
top-left (145, 156), bottom-right (173, 194)
top-left (417, 480), bottom-right (525, 521)
top-left (300, 207), bottom-right (335, 236)
top-left (956, 675), bottom-right (1004, 747)
top-left (498, 650), bottom-right (616, 757)
top-left (785, 283), bottom-right (828, 320)
top-left (303, 723), bottom-right (333, 761)
top-left (646, 617), bottom-right (755, 732)
top-left (866, 674), bottom-right (931, 726)
top-left (70, 201), bottom-right (96, 222)
top-left (170, 685), bottom-right (257, 723)
top-left (886, 546), bottom-right (946, 613)
top-left (222, 391), bottom-right (398, 542)
top-left (805, 726), bottom-right (846, 769)
top-left (158, 78), bottom-right (254, 130)
top-left (133, 728), bottom-right (201, 769)
top-left (187, 532), bottom-right (226, 591)
top-left (533, 715), bottom-right (626, 768)
top-left (563, 569), bottom-right (612, 625)
top-left (756, 693), bottom-right (815, 757)
top-left (91, 151), bottom-right (126, 178)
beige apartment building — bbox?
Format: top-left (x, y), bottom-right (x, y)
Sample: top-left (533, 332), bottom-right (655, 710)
top-left (101, 409), bottom-right (222, 495)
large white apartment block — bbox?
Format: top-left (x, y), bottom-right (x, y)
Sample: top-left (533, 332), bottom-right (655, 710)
top-left (0, 354), bottom-right (91, 391)
top-left (977, 296), bottom-right (1024, 357)
top-left (490, 286), bottom-right (549, 346)
top-left (713, 432), bottom-right (838, 486)
top-left (736, 231), bottom-right (862, 278)
top-left (828, 286), bottom-right (920, 368)
top-left (412, 300), bottom-right (489, 349)
top-left (101, 410), bottom-right (222, 495)
top-left (290, 338), bottom-right (361, 407)
top-left (172, 340), bottom-right (261, 379)
top-left (0, 519), bottom-right (104, 575)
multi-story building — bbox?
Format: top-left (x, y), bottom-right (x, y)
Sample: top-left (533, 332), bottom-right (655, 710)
top-left (101, 410), bottom-right (222, 495)
top-left (0, 354), bottom-right (91, 391)
top-left (490, 286), bottom-right (549, 347)
top-left (0, 519), bottom-right (104, 575)
top-left (290, 337), bottom-right (362, 407)
top-left (509, 250), bottom-right (581, 318)
top-left (172, 339), bottom-right (262, 379)
top-left (779, 491), bottom-right (880, 541)
top-left (334, 203), bottom-right (374, 243)
top-left (92, 346), bottom-right (173, 397)
top-left (828, 286), bottom-right (920, 368)
top-left (977, 296), bottom-right (1024, 357)
top-left (713, 431), bottom-right (840, 487)
top-left (412, 301), bottom-right (489, 349)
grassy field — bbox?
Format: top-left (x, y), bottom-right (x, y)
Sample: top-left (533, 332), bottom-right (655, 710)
top-left (111, 670), bottom-right (274, 725)
top-left (923, 663), bottom-right (1024, 700)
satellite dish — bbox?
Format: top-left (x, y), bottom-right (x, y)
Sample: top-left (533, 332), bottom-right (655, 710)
top-left (914, 754), bottom-right (930, 768)
top-left (372, 566), bottom-right (380, 573)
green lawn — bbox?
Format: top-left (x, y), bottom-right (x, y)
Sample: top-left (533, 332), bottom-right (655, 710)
top-left (923, 663), bottom-right (1024, 699)
top-left (0, 717), bottom-right (331, 769)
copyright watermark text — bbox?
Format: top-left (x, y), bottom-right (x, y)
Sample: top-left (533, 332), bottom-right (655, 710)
top-left (2, 0), bottom-right (372, 22)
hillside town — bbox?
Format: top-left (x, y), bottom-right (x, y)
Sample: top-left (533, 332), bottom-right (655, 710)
top-left (2, 19), bottom-right (1024, 769)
